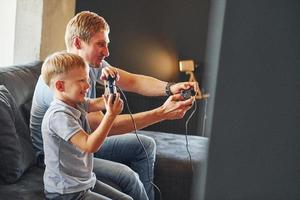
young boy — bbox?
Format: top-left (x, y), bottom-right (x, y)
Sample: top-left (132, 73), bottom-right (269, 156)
top-left (41, 51), bottom-right (132, 200)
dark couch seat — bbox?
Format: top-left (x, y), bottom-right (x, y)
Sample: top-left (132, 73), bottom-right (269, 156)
top-left (0, 61), bottom-right (208, 200)
top-left (0, 166), bottom-right (44, 200)
top-left (139, 130), bottom-right (208, 200)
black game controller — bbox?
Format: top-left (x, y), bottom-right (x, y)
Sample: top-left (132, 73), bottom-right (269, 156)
top-left (181, 88), bottom-right (196, 100)
top-left (105, 75), bottom-right (117, 102)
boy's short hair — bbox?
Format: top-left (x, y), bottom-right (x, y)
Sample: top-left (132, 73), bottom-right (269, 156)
top-left (42, 51), bottom-right (87, 87)
top-left (65, 11), bottom-right (110, 50)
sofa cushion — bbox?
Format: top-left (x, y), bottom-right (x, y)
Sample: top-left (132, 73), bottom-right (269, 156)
top-left (138, 130), bottom-right (208, 200)
top-left (0, 85), bottom-right (35, 183)
top-left (0, 61), bottom-right (42, 110)
top-left (21, 99), bottom-right (32, 125)
top-left (0, 166), bottom-right (44, 200)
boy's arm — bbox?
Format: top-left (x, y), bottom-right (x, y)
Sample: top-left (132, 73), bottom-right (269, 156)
top-left (70, 112), bottom-right (116, 153)
top-left (69, 113), bottom-right (116, 153)
top-left (70, 94), bottom-right (122, 153)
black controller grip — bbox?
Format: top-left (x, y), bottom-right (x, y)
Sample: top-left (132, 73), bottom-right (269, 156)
top-left (106, 75), bottom-right (116, 103)
top-left (107, 75), bottom-right (116, 94)
top-left (181, 88), bottom-right (196, 100)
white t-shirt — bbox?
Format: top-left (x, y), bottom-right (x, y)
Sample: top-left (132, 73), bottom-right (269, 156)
top-left (42, 98), bottom-right (96, 194)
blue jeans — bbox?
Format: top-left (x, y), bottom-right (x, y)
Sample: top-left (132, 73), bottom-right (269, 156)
top-left (94, 133), bottom-right (156, 200)
top-left (45, 180), bottom-right (133, 200)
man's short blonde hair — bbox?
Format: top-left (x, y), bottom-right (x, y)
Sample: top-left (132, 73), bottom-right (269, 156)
top-left (65, 11), bottom-right (110, 50)
top-left (42, 51), bottom-right (87, 87)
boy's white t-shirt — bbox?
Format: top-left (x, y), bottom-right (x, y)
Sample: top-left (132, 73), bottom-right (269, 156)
top-left (42, 98), bottom-right (96, 194)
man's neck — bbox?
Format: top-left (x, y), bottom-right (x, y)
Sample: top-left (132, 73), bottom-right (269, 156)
top-left (89, 62), bottom-right (103, 69)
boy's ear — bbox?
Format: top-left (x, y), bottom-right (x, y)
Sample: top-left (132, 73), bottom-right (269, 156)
top-left (55, 80), bottom-right (65, 92)
top-left (73, 37), bottom-right (81, 49)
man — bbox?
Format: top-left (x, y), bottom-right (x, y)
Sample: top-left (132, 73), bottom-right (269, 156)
top-left (30, 11), bottom-right (197, 200)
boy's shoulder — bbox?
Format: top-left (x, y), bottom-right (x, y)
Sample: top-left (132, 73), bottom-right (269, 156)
top-left (46, 99), bottom-right (88, 119)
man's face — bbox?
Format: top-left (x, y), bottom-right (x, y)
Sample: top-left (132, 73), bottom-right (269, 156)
top-left (80, 31), bottom-right (110, 68)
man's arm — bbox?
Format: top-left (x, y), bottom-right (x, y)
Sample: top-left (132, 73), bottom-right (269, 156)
top-left (87, 96), bottom-right (105, 112)
top-left (88, 94), bottom-right (194, 134)
top-left (112, 68), bottom-right (167, 96)
top-left (101, 66), bottom-right (199, 96)
top-left (111, 94), bottom-right (193, 134)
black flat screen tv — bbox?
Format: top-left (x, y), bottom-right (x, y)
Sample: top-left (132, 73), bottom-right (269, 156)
top-left (193, 1), bottom-right (300, 199)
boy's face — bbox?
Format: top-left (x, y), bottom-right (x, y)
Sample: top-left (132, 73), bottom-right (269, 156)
top-left (57, 66), bottom-right (90, 107)
top-left (80, 31), bottom-right (110, 68)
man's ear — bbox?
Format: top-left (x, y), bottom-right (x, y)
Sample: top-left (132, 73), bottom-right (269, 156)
top-left (73, 37), bottom-right (81, 49)
top-left (55, 80), bottom-right (64, 92)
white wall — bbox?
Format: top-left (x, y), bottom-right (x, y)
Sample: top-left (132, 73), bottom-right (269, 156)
top-left (0, 0), bottom-right (17, 67)
top-left (0, 0), bottom-right (75, 67)
top-left (13, 0), bottom-right (43, 65)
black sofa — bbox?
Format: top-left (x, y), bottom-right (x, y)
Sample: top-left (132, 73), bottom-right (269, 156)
top-left (0, 61), bottom-right (208, 200)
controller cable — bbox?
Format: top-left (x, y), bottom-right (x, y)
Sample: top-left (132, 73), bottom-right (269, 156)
top-left (184, 97), bottom-right (197, 173)
top-left (115, 85), bottom-right (163, 200)
top-left (184, 93), bottom-right (208, 174)
top-left (201, 97), bottom-right (208, 137)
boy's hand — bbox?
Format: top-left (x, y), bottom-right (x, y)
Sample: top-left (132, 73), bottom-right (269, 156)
top-left (100, 66), bottom-right (120, 81)
top-left (103, 93), bottom-right (123, 116)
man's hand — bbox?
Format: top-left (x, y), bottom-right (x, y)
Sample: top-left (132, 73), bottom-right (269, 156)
top-left (170, 82), bottom-right (199, 95)
top-left (100, 66), bottom-right (120, 81)
top-left (159, 93), bottom-right (194, 120)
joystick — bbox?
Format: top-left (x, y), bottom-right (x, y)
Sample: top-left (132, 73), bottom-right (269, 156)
top-left (181, 88), bottom-right (196, 100)
top-left (104, 75), bottom-right (117, 102)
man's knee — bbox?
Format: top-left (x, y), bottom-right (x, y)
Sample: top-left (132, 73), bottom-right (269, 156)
top-left (121, 165), bottom-right (140, 182)
top-left (139, 135), bottom-right (156, 158)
